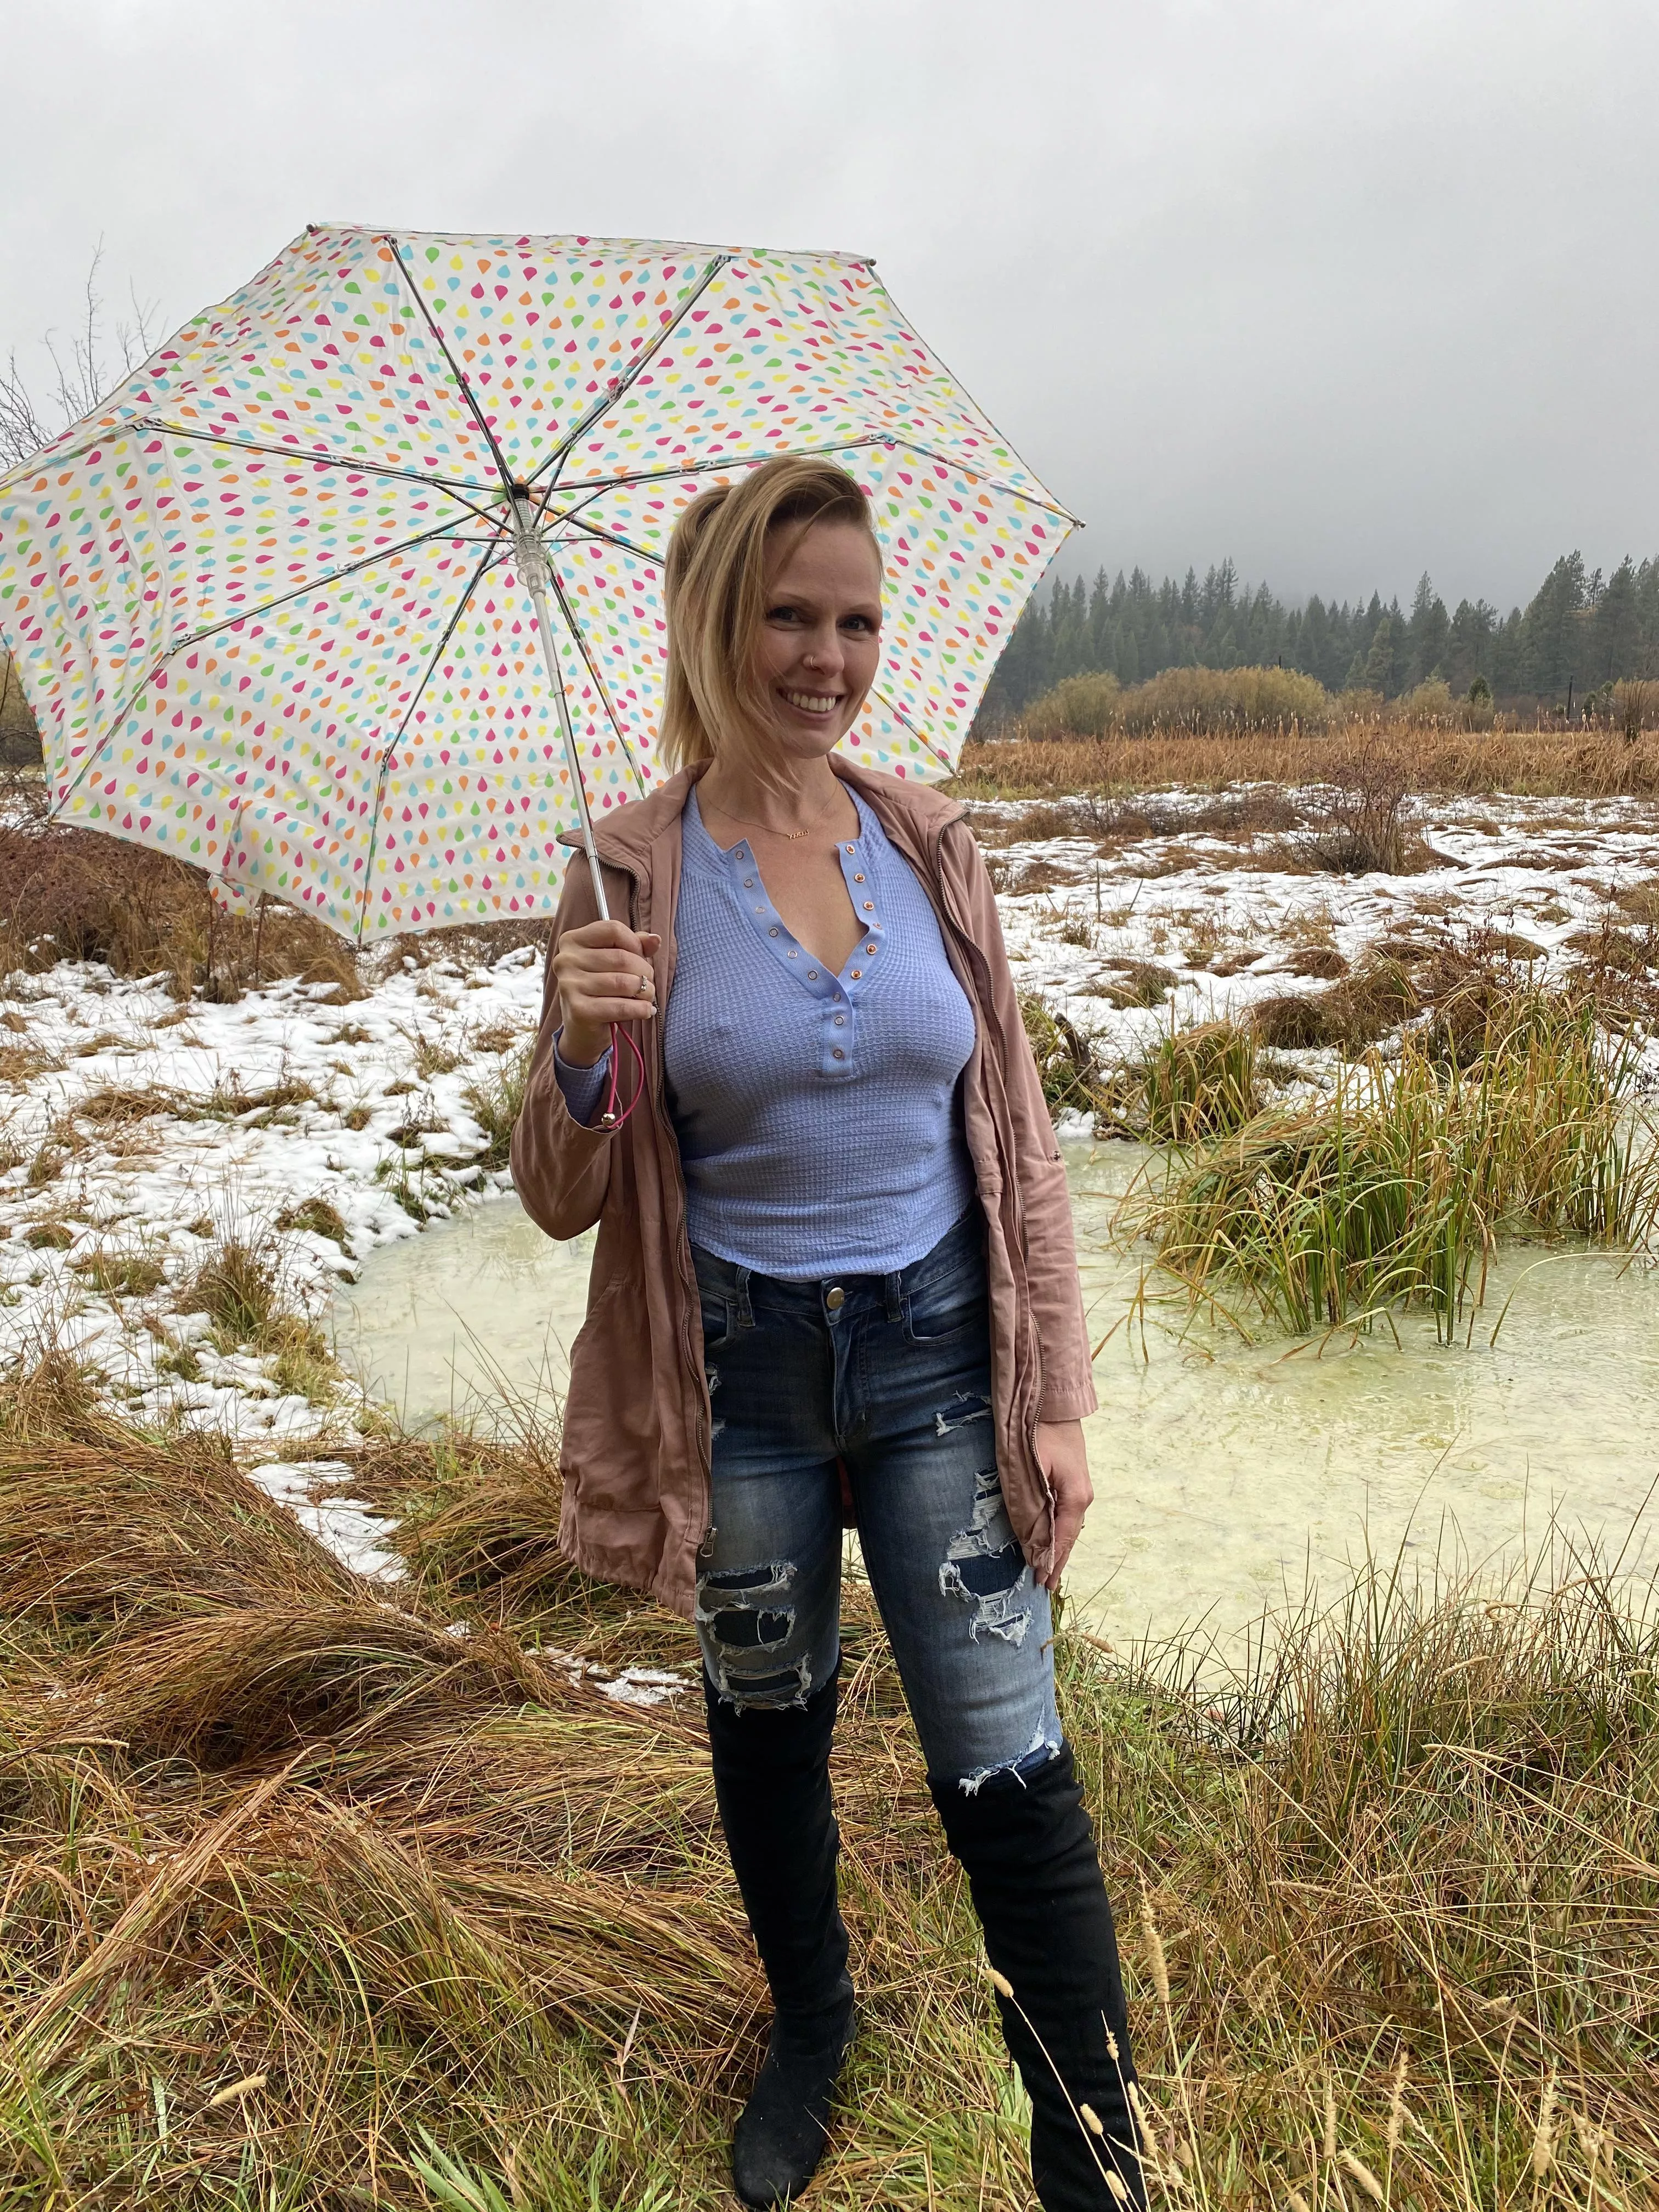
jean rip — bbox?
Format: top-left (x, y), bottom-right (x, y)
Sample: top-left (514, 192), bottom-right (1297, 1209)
top-left (940, 1465), bottom-right (1034, 1646)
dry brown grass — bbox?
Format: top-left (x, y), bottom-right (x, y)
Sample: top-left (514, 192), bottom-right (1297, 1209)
top-left (953, 722), bottom-right (1659, 800)
top-left (0, 772), bottom-right (544, 1002)
top-left (0, 1344), bottom-right (1652, 2207)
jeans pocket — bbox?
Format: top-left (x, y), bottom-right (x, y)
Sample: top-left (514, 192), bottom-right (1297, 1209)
top-left (902, 1264), bottom-right (988, 1345)
top-left (698, 1290), bottom-right (735, 1354)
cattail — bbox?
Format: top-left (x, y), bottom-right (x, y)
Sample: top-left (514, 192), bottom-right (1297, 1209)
top-left (1386, 2049), bottom-right (1408, 2161)
top-left (1127, 2078), bottom-right (1164, 2182)
top-left (1530, 2069), bottom-right (1558, 2180)
top-left (1571, 2112), bottom-right (1607, 2172)
top-left (1323, 2078), bottom-right (1338, 2162)
top-left (1105, 2028), bottom-right (1120, 2063)
top-left (1288, 2191), bottom-right (1312, 2212)
top-left (1341, 2149), bottom-right (1386, 2204)
top-left (1080, 2103), bottom-right (1105, 2137)
top-left (1105, 2171), bottom-right (1129, 2205)
top-left (205, 2073), bottom-right (267, 2110)
top-left (1138, 1881), bottom-right (1171, 2011)
top-left (988, 1964), bottom-right (1014, 2001)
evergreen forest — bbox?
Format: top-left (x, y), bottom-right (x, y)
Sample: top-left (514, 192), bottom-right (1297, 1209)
top-left (981, 551), bottom-right (1659, 724)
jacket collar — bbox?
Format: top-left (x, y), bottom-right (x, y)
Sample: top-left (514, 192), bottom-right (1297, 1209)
top-left (560, 753), bottom-right (964, 879)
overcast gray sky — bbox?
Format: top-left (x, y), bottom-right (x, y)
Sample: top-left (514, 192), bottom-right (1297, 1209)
top-left (3, 0), bottom-right (1655, 613)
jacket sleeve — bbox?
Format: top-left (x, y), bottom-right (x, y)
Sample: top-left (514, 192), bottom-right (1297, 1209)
top-left (950, 823), bottom-right (1099, 1424)
top-left (509, 859), bottom-right (618, 1240)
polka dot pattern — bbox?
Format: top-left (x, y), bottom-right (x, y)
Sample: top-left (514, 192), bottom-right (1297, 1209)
top-left (0, 227), bottom-right (1075, 938)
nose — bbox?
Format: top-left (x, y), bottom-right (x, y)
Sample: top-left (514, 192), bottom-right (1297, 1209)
top-left (802, 619), bottom-right (845, 675)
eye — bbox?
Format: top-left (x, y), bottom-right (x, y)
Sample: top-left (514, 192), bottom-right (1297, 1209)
top-left (765, 602), bottom-right (805, 623)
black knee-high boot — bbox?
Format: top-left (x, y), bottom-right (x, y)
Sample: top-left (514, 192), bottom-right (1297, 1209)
top-left (932, 1744), bottom-right (1144, 2211)
top-left (704, 1667), bottom-right (856, 2208)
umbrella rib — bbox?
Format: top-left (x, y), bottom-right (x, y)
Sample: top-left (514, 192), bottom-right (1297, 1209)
top-left (355, 527), bottom-right (511, 943)
top-left (532, 253), bottom-right (733, 493)
top-left (384, 237), bottom-right (518, 494)
top-left (545, 435), bottom-right (890, 509)
top-left (121, 421), bottom-right (503, 517)
top-left (45, 518), bottom-right (484, 819)
top-left (551, 432), bottom-right (1075, 522)
top-left (541, 563), bottom-right (650, 800)
top-left (866, 684), bottom-right (956, 772)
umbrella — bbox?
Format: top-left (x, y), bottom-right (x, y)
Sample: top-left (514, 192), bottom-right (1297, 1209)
top-left (0, 226), bottom-right (1076, 941)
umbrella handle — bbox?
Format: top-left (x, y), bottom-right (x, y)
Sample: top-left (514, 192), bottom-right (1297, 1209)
top-left (598, 1019), bottom-right (646, 1132)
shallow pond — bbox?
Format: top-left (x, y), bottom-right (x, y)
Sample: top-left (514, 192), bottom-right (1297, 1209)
top-left (332, 1147), bottom-right (1659, 1645)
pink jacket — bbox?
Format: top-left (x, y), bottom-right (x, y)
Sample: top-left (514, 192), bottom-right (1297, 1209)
top-left (510, 759), bottom-right (1097, 1620)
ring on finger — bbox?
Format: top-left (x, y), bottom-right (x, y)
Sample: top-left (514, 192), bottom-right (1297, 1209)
top-left (635, 972), bottom-right (651, 998)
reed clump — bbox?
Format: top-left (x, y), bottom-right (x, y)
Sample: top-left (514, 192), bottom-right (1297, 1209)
top-left (1126, 989), bottom-right (1659, 1338)
top-left (1096, 1020), bottom-right (1262, 1145)
top-left (952, 723), bottom-right (1659, 801)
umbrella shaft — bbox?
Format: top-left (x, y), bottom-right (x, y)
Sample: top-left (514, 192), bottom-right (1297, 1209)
top-left (515, 503), bottom-right (610, 923)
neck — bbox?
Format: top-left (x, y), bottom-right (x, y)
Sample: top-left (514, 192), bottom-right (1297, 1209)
top-left (699, 750), bottom-right (845, 833)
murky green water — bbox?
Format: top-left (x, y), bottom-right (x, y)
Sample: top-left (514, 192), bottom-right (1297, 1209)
top-left (332, 1148), bottom-right (1659, 1643)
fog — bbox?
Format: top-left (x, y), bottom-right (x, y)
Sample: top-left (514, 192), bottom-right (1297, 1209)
top-left (3, 0), bottom-right (1655, 610)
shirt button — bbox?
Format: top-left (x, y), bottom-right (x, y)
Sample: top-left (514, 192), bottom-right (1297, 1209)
top-left (833, 1014), bottom-right (845, 1025)
top-left (807, 969), bottom-right (819, 980)
top-left (787, 947), bottom-right (798, 958)
top-left (768, 927), bottom-right (780, 937)
top-left (831, 1048), bottom-right (845, 1062)
top-left (862, 901), bottom-right (873, 911)
top-left (865, 943), bottom-right (876, 954)
top-left (850, 968), bottom-right (862, 979)
top-left (744, 877), bottom-right (754, 888)
top-left (826, 1284), bottom-right (845, 1309)
top-left (853, 873), bottom-right (865, 883)
top-left (844, 844), bottom-right (854, 854)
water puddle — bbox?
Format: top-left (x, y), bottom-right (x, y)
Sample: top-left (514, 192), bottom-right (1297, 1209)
top-left (332, 1147), bottom-right (1659, 1643)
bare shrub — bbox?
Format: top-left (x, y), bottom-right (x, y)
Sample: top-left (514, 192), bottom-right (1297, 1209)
top-left (1297, 743), bottom-right (1427, 875)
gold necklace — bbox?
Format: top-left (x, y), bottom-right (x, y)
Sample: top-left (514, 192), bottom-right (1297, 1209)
top-left (702, 783), bottom-right (842, 844)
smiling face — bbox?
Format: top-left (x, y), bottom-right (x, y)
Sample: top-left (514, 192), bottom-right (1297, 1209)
top-left (751, 518), bottom-right (884, 766)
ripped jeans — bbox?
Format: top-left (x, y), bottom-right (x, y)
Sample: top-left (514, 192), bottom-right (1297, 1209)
top-left (693, 1208), bottom-right (1062, 1791)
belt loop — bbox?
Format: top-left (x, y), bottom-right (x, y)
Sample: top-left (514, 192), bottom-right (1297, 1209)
top-left (735, 1265), bottom-right (753, 1329)
top-left (883, 1270), bottom-right (902, 1323)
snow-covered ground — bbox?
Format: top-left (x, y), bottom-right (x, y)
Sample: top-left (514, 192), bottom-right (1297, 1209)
top-left (977, 786), bottom-right (1659, 1076)
top-left (3, 782), bottom-right (1657, 1596)
top-left (0, 945), bottom-right (544, 1438)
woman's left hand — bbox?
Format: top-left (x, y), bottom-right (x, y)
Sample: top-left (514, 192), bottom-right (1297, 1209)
top-left (1032, 1420), bottom-right (1093, 1590)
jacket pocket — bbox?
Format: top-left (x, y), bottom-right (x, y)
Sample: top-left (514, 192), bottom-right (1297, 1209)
top-left (560, 1271), bottom-right (661, 1509)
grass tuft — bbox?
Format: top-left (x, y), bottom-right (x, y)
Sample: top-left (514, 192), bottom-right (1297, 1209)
top-left (1126, 988), bottom-right (1659, 1338)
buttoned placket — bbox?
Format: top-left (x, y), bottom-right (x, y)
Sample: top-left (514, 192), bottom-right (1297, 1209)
top-left (720, 809), bottom-right (886, 1080)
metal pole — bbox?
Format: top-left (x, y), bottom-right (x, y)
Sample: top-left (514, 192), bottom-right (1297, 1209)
top-left (512, 492), bottom-right (610, 923)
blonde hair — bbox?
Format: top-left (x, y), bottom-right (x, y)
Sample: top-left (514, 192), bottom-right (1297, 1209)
top-left (659, 456), bottom-right (882, 774)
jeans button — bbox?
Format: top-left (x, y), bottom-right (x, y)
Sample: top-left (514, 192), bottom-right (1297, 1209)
top-left (825, 1285), bottom-right (845, 1313)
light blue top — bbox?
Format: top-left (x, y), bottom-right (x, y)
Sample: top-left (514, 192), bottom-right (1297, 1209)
top-left (554, 787), bottom-right (978, 1278)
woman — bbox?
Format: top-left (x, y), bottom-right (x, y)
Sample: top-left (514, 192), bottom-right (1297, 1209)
top-left (511, 457), bottom-right (1141, 2211)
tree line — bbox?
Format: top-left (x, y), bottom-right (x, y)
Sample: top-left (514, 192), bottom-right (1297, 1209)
top-left (981, 551), bottom-right (1659, 724)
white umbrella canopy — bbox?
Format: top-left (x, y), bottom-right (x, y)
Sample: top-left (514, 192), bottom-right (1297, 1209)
top-left (0, 227), bottom-right (1076, 940)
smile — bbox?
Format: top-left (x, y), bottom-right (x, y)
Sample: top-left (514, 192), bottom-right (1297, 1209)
top-left (782, 690), bottom-right (843, 715)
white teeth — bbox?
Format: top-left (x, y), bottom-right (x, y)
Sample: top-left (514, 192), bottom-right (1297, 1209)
top-left (785, 691), bottom-right (839, 713)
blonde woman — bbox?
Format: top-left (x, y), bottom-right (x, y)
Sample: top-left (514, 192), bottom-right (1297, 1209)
top-left (512, 458), bottom-right (1141, 2210)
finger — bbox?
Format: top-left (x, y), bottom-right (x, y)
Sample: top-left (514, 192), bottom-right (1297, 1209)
top-left (567, 918), bottom-right (648, 955)
top-left (569, 995), bottom-right (658, 1025)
